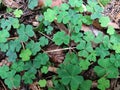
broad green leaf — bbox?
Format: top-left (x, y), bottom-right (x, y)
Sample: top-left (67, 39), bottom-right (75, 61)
top-left (41, 66), bottom-right (48, 74)
top-left (6, 50), bottom-right (17, 62)
top-left (0, 65), bottom-right (9, 79)
top-left (68, 0), bottom-right (83, 7)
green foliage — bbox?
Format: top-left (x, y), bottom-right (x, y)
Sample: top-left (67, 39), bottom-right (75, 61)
top-left (28, 0), bottom-right (38, 10)
top-left (17, 24), bottom-right (35, 42)
top-left (20, 49), bottom-right (32, 61)
top-left (0, 30), bottom-right (10, 43)
top-left (57, 64), bottom-right (83, 90)
top-left (13, 9), bottom-right (23, 18)
top-left (44, 9), bottom-right (56, 22)
top-left (0, 0), bottom-right (119, 90)
top-left (38, 79), bottom-right (47, 87)
top-left (97, 77), bottom-right (110, 90)
top-left (99, 16), bottom-right (110, 27)
top-left (99, 0), bottom-right (110, 6)
top-left (53, 31), bottom-right (70, 45)
top-left (107, 26), bottom-right (115, 35)
top-left (94, 58), bottom-right (119, 78)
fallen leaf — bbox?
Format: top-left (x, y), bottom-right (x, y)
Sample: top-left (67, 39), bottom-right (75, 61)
top-left (2, 0), bottom-right (19, 8)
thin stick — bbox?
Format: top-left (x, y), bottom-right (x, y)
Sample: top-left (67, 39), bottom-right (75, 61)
top-left (97, 0), bottom-right (104, 8)
top-left (7, 37), bottom-right (18, 40)
top-left (0, 80), bottom-right (7, 90)
top-left (45, 47), bottom-right (76, 53)
top-left (38, 31), bottom-right (53, 41)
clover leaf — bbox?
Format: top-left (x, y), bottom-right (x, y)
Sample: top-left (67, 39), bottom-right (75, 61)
top-left (68, 0), bottom-right (83, 7)
top-left (44, 9), bottom-right (56, 22)
top-left (13, 9), bottom-right (23, 18)
top-left (28, 0), bottom-right (38, 10)
top-left (79, 59), bottom-right (90, 70)
top-left (38, 79), bottom-right (47, 87)
top-left (39, 36), bottom-right (49, 47)
top-left (17, 24), bottom-right (34, 42)
top-left (80, 80), bottom-right (92, 90)
top-left (99, 16), bottom-right (110, 27)
top-left (33, 53), bottom-right (49, 68)
top-left (0, 30), bottom-right (10, 43)
top-left (20, 49), bottom-right (32, 61)
top-left (57, 64), bottom-right (83, 90)
top-left (53, 31), bottom-right (70, 45)
top-left (94, 58), bottom-right (119, 78)
top-left (26, 40), bottom-right (41, 55)
top-left (22, 71), bottom-right (35, 84)
top-left (0, 65), bottom-right (9, 79)
top-left (97, 78), bottom-right (110, 90)
top-left (41, 66), bottom-right (48, 74)
top-left (107, 26), bottom-right (115, 35)
top-left (5, 72), bottom-right (21, 89)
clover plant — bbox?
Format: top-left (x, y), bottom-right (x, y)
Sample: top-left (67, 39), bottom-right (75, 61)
top-left (0, 0), bottom-right (119, 90)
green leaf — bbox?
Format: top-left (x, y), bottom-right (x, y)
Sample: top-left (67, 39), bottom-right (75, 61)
top-left (97, 78), bottom-right (110, 90)
top-left (41, 66), bottom-right (48, 74)
top-left (57, 11), bottom-right (70, 24)
top-left (26, 40), bottom-right (41, 55)
top-left (9, 17), bottom-right (20, 29)
top-left (11, 61), bottom-right (24, 72)
top-left (0, 65), bottom-right (9, 79)
top-left (38, 79), bottom-right (47, 87)
top-left (44, 0), bottom-right (52, 7)
top-left (94, 58), bottom-right (119, 78)
top-left (83, 31), bottom-right (95, 42)
top-left (45, 25), bottom-right (53, 34)
top-left (39, 36), bottom-right (49, 47)
top-left (99, 16), bottom-right (110, 27)
top-left (71, 32), bottom-right (83, 43)
top-left (107, 26), bottom-right (115, 35)
top-left (28, 0), bottom-right (38, 10)
top-left (6, 50), bottom-right (17, 62)
top-left (17, 24), bottom-right (34, 42)
top-left (33, 53), bottom-right (49, 68)
top-left (94, 32), bottom-right (103, 43)
top-left (44, 9), bottom-right (56, 22)
top-left (112, 43), bottom-right (120, 53)
top-left (22, 71), bottom-right (35, 84)
top-left (79, 59), bottom-right (90, 70)
top-left (99, 0), bottom-right (110, 6)
top-left (68, 0), bottom-right (83, 7)
top-left (80, 80), bottom-right (92, 90)
top-left (13, 9), bottom-right (23, 18)
top-left (0, 30), bottom-right (10, 43)
top-left (5, 74), bottom-right (21, 89)
top-left (20, 49), bottom-right (32, 61)
top-left (53, 31), bottom-right (70, 45)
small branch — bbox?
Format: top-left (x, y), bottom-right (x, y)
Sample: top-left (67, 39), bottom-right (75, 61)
top-left (0, 79), bottom-right (7, 90)
top-left (97, 0), bottom-right (104, 8)
top-left (38, 31), bottom-right (53, 41)
top-left (21, 42), bottom-right (25, 49)
top-left (45, 47), bottom-right (76, 53)
top-left (7, 37), bottom-right (18, 40)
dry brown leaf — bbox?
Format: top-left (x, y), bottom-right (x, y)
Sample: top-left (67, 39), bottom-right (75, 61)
top-left (2, 0), bottom-right (19, 8)
top-left (46, 44), bottom-right (65, 64)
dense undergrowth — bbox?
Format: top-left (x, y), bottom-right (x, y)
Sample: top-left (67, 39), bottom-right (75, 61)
top-left (1, 0), bottom-right (120, 90)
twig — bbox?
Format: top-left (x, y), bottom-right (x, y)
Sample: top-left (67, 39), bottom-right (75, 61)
top-left (38, 31), bottom-right (53, 41)
top-left (7, 37), bottom-right (18, 40)
top-left (45, 47), bottom-right (76, 53)
top-left (97, 0), bottom-right (104, 8)
top-left (21, 42), bottom-right (25, 49)
top-left (0, 79), bottom-right (7, 90)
